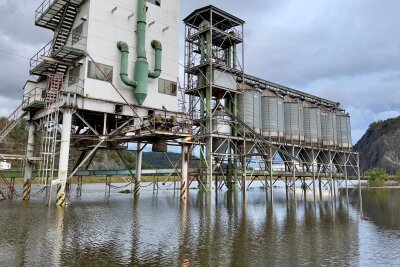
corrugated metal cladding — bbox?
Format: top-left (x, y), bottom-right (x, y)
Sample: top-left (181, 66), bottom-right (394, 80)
top-left (212, 110), bottom-right (231, 156)
top-left (303, 108), bottom-right (322, 144)
top-left (213, 70), bottom-right (237, 89)
top-left (261, 96), bottom-right (284, 138)
top-left (212, 110), bottom-right (231, 135)
top-left (336, 114), bottom-right (352, 148)
top-left (237, 90), bottom-right (262, 133)
top-left (284, 102), bottom-right (304, 141)
top-left (321, 112), bottom-right (338, 146)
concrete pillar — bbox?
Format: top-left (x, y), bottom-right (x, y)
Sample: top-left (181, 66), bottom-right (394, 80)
top-left (23, 121), bottom-right (36, 200)
top-left (180, 143), bottom-right (189, 202)
top-left (134, 142), bottom-right (143, 197)
top-left (56, 108), bottom-right (73, 206)
top-left (269, 153), bottom-right (273, 191)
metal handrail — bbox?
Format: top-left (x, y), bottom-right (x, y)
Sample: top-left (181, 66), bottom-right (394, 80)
top-left (35, 0), bottom-right (53, 22)
top-left (29, 32), bottom-right (87, 72)
top-left (30, 40), bottom-right (53, 71)
top-left (0, 101), bottom-right (27, 131)
top-left (23, 77), bottom-right (85, 109)
top-left (23, 87), bottom-right (46, 109)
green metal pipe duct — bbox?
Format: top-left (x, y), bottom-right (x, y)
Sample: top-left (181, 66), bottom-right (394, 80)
top-left (148, 40), bottom-right (162, 78)
top-left (232, 43), bottom-right (237, 69)
top-left (117, 0), bottom-right (163, 105)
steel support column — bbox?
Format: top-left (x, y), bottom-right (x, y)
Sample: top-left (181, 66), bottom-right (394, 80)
top-left (181, 143), bottom-right (190, 202)
top-left (23, 121), bottom-right (36, 200)
top-left (134, 142), bottom-right (143, 197)
top-left (56, 108), bottom-right (73, 206)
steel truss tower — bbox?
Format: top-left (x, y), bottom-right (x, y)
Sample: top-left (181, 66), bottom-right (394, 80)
top-left (183, 6), bottom-right (360, 193)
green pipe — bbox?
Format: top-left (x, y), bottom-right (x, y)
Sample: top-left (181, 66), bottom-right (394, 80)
top-left (232, 43), bottom-right (237, 69)
top-left (116, 0), bottom-right (163, 105)
top-left (227, 47), bottom-right (232, 68)
top-left (117, 42), bottom-right (138, 88)
top-left (148, 40), bottom-right (162, 78)
top-left (200, 35), bottom-right (206, 63)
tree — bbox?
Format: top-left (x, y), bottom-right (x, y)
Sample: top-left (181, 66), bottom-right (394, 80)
top-left (365, 168), bottom-right (388, 187)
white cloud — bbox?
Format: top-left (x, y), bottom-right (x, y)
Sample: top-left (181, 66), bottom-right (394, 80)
top-left (0, 0), bottom-right (399, 144)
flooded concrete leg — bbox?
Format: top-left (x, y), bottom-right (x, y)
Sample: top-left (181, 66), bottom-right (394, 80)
top-left (23, 121), bottom-right (36, 200)
top-left (269, 157), bottom-right (273, 191)
top-left (134, 142), bottom-right (143, 197)
top-left (181, 144), bottom-right (189, 203)
top-left (56, 108), bottom-right (73, 206)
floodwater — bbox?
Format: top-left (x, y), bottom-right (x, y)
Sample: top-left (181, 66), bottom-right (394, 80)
top-left (1, 182), bottom-right (400, 266)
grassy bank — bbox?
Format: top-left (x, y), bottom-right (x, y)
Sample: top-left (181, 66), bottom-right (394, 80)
top-left (9, 175), bottom-right (182, 185)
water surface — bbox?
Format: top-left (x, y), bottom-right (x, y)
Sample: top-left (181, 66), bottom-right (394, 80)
top-left (1, 183), bottom-right (400, 266)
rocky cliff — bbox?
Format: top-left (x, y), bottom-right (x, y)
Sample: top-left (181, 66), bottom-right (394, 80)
top-left (354, 117), bottom-right (400, 174)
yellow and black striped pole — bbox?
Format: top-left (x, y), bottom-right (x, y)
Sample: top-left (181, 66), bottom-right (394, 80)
top-left (22, 180), bottom-right (31, 200)
top-left (134, 142), bottom-right (143, 198)
top-left (134, 180), bottom-right (141, 197)
top-left (180, 143), bottom-right (190, 202)
top-left (56, 184), bottom-right (66, 206)
top-left (180, 180), bottom-right (188, 202)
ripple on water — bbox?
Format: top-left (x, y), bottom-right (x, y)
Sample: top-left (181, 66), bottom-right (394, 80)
top-left (0, 185), bottom-right (400, 266)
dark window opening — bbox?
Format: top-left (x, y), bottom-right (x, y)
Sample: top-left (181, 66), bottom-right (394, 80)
top-left (72, 23), bottom-right (83, 45)
top-left (69, 65), bottom-right (81, 86)
top-left (158, 78), bottom-right (177, 96)
top-left (87, 61), bottom-right (113, 82)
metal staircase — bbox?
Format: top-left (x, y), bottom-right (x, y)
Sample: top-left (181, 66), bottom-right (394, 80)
top-left (52, 3), bottom-right (79, 52)
top-left (0, 101), bottom-right (27, 143)
top-left (30, 0), bottom-right (86, 77)
top-left (35, 0), bottom-right (83, 30)
top-left (39, 74), bottom-right (63, 185)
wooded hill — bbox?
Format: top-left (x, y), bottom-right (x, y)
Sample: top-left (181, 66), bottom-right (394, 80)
top-left (354, 116), bottom-right (400, 174)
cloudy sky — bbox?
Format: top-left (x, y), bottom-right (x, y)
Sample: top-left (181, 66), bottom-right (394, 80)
top-left (1, 0), bottom-right (399, 144)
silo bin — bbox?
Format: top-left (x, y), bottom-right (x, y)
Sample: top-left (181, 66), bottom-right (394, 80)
top-left (261, 90), bottom-right (284, 140)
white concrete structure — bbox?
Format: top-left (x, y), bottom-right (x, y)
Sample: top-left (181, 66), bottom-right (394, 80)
top-left (25, 0), bottom-right (180, 114)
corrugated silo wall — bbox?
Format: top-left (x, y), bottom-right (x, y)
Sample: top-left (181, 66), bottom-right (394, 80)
top-left (261, 96), bottom-right (284, 138)
top-left (284, 102), bottom-right (304, 141)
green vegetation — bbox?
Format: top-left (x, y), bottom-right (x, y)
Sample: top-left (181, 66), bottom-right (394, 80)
top-left (395, 171), bottom-right (400, 182)
top-left (0, 118), bottom-right (29, 169)
top-left (365, 168), bottom-right (389, 187)
top-left (368, 116), bottom-right (400, 135)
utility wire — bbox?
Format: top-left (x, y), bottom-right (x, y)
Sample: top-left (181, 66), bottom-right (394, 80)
top-left (0, 48), bottom-right (30, 60)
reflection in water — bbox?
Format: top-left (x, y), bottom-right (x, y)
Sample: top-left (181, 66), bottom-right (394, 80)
top-left (1, 185), bottom-right (400, 266)
top-left (350, 188), bottom-right (400, 230)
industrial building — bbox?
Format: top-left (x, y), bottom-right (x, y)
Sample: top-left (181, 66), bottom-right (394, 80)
top-left (0, 0), bottom-right (360, 205)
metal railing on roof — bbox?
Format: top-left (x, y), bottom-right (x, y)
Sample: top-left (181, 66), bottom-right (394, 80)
top-left (29, 32), bottom-right (87, 73)
top-left (23, 77), bottom-right (85, 110)
top-left (35, 0), bottom-right (54, 22)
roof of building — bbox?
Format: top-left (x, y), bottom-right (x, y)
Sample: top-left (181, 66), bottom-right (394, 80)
top-left (183, 5), bottom-right (245, 29)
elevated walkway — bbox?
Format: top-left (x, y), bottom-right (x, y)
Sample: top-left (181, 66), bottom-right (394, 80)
top-left (35, 0), bottom-right (84, 30)
top-left (32, 0), bottom-right (86, 76)
top-left (30, 41), bottom-right (86, 76)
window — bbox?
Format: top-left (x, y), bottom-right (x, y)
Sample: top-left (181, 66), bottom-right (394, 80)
top-left (72, 23), bottom-right (83, 45)
top-left (147, 0), bottom-right (161, 6)
top-left (68, 65), bottom-right (80, 86)
top-left (158, 78), bottom-right (177, 96)
top-left (87, 61), bottom-right (113, 82)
